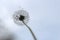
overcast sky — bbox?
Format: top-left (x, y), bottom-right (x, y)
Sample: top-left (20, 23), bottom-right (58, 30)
top-left (0, 0), bottom-right (60, 40)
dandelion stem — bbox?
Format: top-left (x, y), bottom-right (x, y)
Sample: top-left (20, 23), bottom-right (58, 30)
top-left (22, 21), bottom-right (37, 40)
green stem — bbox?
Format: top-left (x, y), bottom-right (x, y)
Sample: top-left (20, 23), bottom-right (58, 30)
top-left (22, 21), bottom-right (37, 40)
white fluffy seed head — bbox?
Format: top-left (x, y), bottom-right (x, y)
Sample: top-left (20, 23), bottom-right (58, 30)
top-left (13, 10), bottom-right (29, 25)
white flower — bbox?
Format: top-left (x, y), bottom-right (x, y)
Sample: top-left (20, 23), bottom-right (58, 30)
top-left (13, 10), bottom-right (29, 25)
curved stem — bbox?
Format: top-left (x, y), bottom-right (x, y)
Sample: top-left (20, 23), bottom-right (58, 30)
top-left (22, 21), bottom-right (37, 40)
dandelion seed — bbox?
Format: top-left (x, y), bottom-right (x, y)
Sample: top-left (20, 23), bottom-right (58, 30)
top-left (13, 9), bottom-right (37, 40)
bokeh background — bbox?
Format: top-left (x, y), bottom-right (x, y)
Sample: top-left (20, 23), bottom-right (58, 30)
top-left (0, 0), bottom-right (60, 40)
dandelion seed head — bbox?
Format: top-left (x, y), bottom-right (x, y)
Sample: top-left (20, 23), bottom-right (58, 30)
top-left (13, 10), bottom-right (29, 25)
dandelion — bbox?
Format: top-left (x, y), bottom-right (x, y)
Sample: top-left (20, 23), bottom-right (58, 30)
top-left (13, 10), bottom-right (37, 40)
top-left (13, 10), bottom-right (29, 25)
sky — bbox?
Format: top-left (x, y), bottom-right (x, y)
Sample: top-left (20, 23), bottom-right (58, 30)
top-left (0, 0), bottom-right (60, 40)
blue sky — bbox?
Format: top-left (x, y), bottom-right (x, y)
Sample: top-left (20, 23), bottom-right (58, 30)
top-left (0, 0), bottom-right (60, 40)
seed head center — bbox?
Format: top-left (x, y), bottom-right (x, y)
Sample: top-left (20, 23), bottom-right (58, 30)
top-left (19, 15), bottom-right (25, 21)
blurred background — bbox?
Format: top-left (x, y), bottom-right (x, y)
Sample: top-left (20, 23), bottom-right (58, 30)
top-left (0, 0), bottom-right (60, 40)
